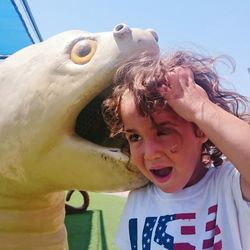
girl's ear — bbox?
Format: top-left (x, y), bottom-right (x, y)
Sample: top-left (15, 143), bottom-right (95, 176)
top-left (195, 127), bottom-right (208, 144)
top-left (192, 123), bottom-right (208, 143)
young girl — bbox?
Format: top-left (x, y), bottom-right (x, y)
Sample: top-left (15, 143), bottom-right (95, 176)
top-left (102, 51), bottom-right (250, 250)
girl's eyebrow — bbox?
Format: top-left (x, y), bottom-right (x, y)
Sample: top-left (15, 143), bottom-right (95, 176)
top-left (123, 128), bottom-right (137, 134)
top-left (123, 122), bottom-right (178, 134)
top-left (156, 121), bottom-right (177, 127)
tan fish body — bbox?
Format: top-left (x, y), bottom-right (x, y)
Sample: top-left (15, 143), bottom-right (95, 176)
top-left (0, 24), bottom-right (159, 249)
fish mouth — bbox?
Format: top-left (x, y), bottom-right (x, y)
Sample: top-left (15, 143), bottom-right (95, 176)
top-left (74, 85), bottom-right (125, 150)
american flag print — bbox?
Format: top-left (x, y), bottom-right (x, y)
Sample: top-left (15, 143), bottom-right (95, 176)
top-left (128, 204), bottom-right (222, 249)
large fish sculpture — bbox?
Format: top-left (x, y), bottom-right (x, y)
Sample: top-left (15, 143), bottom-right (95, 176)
top-left (0, 24), bottom-right (159, 249)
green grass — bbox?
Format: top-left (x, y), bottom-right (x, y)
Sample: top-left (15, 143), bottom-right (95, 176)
top-left (65, 191), bottom-right (127, 250)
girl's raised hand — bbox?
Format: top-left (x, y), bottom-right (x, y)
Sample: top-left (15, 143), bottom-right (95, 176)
top-left (160, 67), bottom-right (210, 122)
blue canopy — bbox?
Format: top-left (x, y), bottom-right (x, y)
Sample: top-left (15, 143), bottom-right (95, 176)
top-left (0, 0), bottom-right (42, 59)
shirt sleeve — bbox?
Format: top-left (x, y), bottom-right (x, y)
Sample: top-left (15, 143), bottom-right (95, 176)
top-left (115, 191), bottom-right (135, 250)
top-left (218, 161), bottom-right (250, 227)
top-left (223, 162), bottom-right (250, 210)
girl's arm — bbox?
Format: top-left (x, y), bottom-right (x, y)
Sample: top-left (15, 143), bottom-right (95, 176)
top-left (194, 100), bottom-right (250, 201)
top-left (162, 67), bottom-right (250, 201)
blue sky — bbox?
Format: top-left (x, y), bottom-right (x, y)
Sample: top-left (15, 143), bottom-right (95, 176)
top-left (28, 0), bottom-right (250, 96)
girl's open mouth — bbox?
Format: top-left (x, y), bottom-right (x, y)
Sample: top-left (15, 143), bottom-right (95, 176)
top-left (150, 167), bottom-right (173, 179)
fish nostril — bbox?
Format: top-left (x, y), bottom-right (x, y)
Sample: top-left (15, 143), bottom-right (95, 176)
top-left (146, 29), bottom-right (159, 42)
top-left (113, 23), bottom-right (131, 38)
top-left (114, 23), bottom-right (126, 32)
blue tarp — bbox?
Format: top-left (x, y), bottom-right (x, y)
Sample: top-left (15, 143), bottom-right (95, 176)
top-left (0, 0), bottom-right (42, 59)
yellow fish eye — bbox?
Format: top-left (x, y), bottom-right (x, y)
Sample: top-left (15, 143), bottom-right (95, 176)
top-left (71, 40), bottom-right (97, 64)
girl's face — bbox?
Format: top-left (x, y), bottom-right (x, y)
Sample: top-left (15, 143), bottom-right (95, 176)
top-left (120, 91), bottom-right (208, 193)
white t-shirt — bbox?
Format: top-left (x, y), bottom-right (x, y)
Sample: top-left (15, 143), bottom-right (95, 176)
top-left (116, 161), bottom-right (250, 250)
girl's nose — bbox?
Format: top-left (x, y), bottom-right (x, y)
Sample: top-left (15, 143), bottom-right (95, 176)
top-left (143, 140), bottom-right (163, 161)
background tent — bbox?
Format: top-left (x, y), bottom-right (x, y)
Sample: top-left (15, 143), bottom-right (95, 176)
top-left (0, 0), bottom-right (42, 60)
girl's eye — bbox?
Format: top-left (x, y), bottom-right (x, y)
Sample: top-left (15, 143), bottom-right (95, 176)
top-left (157, 128), bottom-right (172, 137)
top-left (127, 133), bottom-right (141, 142)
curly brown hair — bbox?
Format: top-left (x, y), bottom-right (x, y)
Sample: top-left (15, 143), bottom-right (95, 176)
top-left (102, 51), bottom-right (250, 166)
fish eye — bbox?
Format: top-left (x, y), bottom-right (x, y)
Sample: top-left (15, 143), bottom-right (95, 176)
top-left (71, 40), bottom-right (97, 65)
